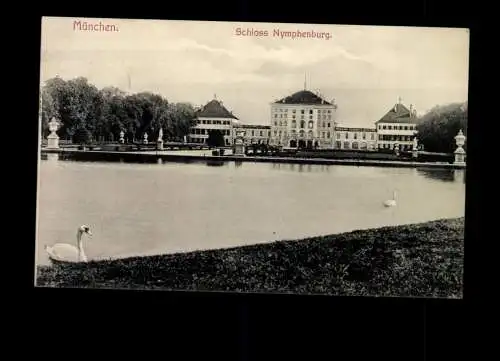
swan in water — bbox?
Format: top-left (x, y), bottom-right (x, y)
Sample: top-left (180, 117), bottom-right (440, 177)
top-left (45, 225), bottom-right (92, 264)
top-left (383, 190), bottom-right (397, 207)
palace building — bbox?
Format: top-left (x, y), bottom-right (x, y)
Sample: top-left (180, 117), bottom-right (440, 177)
top-left (187, 93), bottom-right (419, 153)
top-left (188, 97), bottom-right (238, 146)
top-left (269, 89), bottom-right (338, 149)
top-left (334, 126), bottom-right (377, 150)
top-left (375, 99), bottom-right (418, 151)
top-left (233, 123), bottom-right (271, 145)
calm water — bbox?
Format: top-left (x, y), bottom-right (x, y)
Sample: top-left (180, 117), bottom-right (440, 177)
top-left (36, 158), bottom-right (466, 265)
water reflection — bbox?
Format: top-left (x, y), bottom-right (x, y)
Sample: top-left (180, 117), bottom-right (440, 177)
top-left (206, 160), bottom-right (225, 167)
top-left (46, 153), bottom-right (59, 161)
top-left (417, 168), bottom-right (466, 183)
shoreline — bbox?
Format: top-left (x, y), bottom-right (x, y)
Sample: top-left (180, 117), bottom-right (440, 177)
top-left (35, 217), bottom-right (465, 298)
top-left (41, 148), bottom-right (467, 170)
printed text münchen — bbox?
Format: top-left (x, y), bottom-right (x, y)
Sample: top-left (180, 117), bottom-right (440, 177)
top-left (73, 20), bottom-right (119, 32)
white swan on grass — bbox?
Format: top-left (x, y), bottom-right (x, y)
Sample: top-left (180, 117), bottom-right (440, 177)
top-left (383, 190), bottom-right (397, 207)
top-left (45, 225), bottom-right (92, 264)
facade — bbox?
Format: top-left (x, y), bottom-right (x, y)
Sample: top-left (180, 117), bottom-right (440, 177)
top-left (188, 98), bottom-right (238, 146)
top-left (375, 100), bottom-right (418, 151)
top-left (188, 94), bottom-right (419, 152)
top-left (233, 124), bottom-right (271, 145)
top-left (269, 89), bottom-right (338, 149)
top-left (334, 127), bottom-right (377, 150)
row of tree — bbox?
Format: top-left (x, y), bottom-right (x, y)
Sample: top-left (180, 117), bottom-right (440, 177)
top-left (416, 102), bottom-right (468, 153)
top-left (40, 76), bottom-right (197, 144)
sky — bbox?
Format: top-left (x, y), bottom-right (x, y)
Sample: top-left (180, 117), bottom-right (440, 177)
top-left (40, 17), bottom-right (469, 128)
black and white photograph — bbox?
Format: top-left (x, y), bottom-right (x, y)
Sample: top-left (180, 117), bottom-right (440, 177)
top-left (35, 17), bottom-right (468, 299)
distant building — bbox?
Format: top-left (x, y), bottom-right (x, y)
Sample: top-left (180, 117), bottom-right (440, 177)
top-left (233, 123), bottom-right (271, 145)
top-left (375, 99), bottom-right (418, 151)
top-left (334, 127), bottom-right (377, 150)
top-left (269, 89), bottom-right (338, 149)
top-left (188, 97), bottom-right (238, 146)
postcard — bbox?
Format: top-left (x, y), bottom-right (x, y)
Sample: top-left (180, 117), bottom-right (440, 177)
top-left (35, 17), bottom-right (468, 298)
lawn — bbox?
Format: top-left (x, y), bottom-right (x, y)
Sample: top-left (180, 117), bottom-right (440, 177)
top-left (35, 217), bottom-right (464, 298)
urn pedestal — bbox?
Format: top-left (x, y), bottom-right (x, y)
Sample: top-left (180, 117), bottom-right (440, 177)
top-left (46, 117), bottom-right (61, 150)
top-left (454, 129), bottom-right (466, 166)
top-left (47, 133), bottom-right (60, 149)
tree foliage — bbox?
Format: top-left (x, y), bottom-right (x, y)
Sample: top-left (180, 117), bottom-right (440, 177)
top-left (40, 76), bottom-right (197, 144)
top-left (416, 102), bottom-right (468, 153)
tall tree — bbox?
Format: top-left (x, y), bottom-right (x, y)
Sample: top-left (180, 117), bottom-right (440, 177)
top-left (40, 87), bottom-right (59, 138)
top-left (41, 76), bottom-right (197, 144)
top-left (170, 102), bottom-right (196, 141)
top-left (416, 102), bottom-right (468, 153)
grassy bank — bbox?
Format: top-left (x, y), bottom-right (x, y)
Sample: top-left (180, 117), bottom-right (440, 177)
top-left (35, 217), bottom-right (464, 298)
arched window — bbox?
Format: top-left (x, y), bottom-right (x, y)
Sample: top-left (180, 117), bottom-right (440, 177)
top-left (308, 121), bottom-right (313, 129)
top-left (300, 120), bottom-right (305, 128)
top-left (344, 141), bottom-right (350, 149)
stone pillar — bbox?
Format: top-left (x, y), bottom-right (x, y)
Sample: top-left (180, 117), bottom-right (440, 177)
top-left (233, 130), bottom-right (245, 156)
top-left (412, 137), bottom-right (419, 159)
top-left (119, 130), bottom-right (125, 144)
top-left (46, 117), bottom-right (60, 149)
top-left (454, 129), bottom-right (466, 165)
top-left (143, 132), bottom-right (149, 145)
top-left (157, 128), bottom-right (164, 150)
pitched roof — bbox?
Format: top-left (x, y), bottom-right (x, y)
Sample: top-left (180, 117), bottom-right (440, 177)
top-left (195, 99), bottom-right (239, 120)
top-left (375, 103), bottom-right (417, 124)
top-left (274, 90), bottom-right (332, 105)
